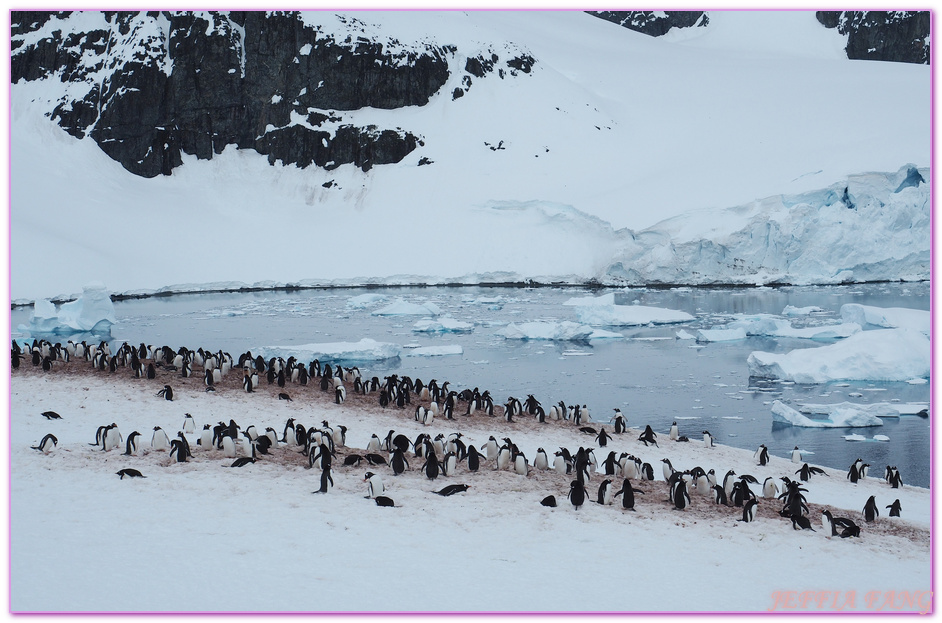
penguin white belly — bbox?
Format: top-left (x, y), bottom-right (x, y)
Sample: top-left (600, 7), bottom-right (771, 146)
top-left (222, 436), bottom-right (236, 458)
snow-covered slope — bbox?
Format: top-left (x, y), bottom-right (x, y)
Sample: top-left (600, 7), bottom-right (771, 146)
top-left (10, 10), bottom-right (930, 301)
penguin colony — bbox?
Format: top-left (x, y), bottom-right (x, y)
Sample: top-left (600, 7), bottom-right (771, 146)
top-left (16, 337), bottom-right (911, 533)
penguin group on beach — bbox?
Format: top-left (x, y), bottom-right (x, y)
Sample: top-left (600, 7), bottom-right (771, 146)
top-left (16, 336), bottom-right (915, 539)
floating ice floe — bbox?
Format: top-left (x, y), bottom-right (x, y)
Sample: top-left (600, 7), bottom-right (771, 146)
top-left (771, 400), bottom-right (883, 428)
top-left (371, 299), bottom-right (442, 316)
top-left (346, 293), bottom-right (388, 308)
top-left (403, 344), bottom-right (463, 357)
top-left (261, 338), bottom-right (401, 363)
top-left (872, 435), bottom-right (890, 442)
top-left (840, 303), bottom-right (929, 335)
top-left (696, 327), bottom-right (747, 342)
top-left (675, 329), bottom-right (696, 340)
top-left (727, 314), bottom-right (860, 339)
top-left (565, 294), bottom-right (695, 327)
top-left (843, 434), bottom-right (868, 441)
top-left (782, 305), bottom-right (824, 316)
top-left (796, 402), bottom-right (905, 419)
top-left (412, 317), bottom-right (474, 333)
top-left (19, 282), bottom-right (116, 335)
top-left (497, 321), bottom-right (594, 341)
top-left (747, 328), bottom-right (929, 383)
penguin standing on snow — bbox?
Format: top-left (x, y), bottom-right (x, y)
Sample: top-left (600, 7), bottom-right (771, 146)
top-left (614, 479), bottom-right (644, 510)
top-left (568, 479), bottom-right (587, 510)
top-left (156, 385), bottom-right (174, 401)
top-left (672, 479), bottom-right (691, 510)
top-left (613, 409), bottom-right (627, 434)
top-left (534, 448), bottom-right (549, 471)
top-left (31, 433), bottom-right (58, 454)
top-left (123, 431), bottom-right (141, 456)
top-left (702, 430), bottom-right (714, 448)
top-left (595, 479), bottom-right (614, 505)
top-left (183, 414), bottom-right (196, 434)
top-left (755, 444), bottom-right (770, 466)
top-left (669, 422), bottom-right (679, 441)
top-left (863, 496), bottom-right (879, 522)
top-left (762, 477), bottom-right (779, 499)
top-left (886, 499), bottom-right (902, 517)
top-left (152, 426), bottom-right (171, 451)
top-left (791, 446), bottom-right (802, 463)
top-left (739, 499), bottom-right (757, 523)
top-left (821, 509), bottom-right (837, 536)
top-left (169, 439), bottom-right (188, 463)
top-left (364, 472), bottom-right (385, 499)
top-left (466, 445), bottom-right (483, 472)
top-left (313, 465), bottom-right (334, 493)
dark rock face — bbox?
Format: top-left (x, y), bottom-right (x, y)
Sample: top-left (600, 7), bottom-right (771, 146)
top-left (816, 11), bottom-right (929, 64)
top-left (586, 11), bottom-right (708, 37)
top-left (12, 10), bottom-right (520, 177)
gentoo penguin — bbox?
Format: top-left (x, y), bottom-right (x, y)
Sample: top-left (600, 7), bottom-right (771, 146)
top-left (151, 426), bottom-right (170, 451)
top-left (116, 468), bottom-right (145, 479)
top-left (41, 411), bottom-right (62, 420)
top-left (790, 446), bottom-right (802, 463)
top-left (755, 444), bottom-right (770, 466)
top-left (762, 477), bottom-right (779, 499)
top-left (466, 445), bottom-right (482, 472)
top-left (364, 472), bottom-right (385, 499)
top-left (496, 444), bottom-right (512, 471)
top-left (791, 515), bottom-right (816, 531)
top-left (613, 409), bottom-right (627, 434)
top-left (156, 385), bottom-right (174, 401)
top-left (712, 485), bottom-right (728, 506)
top-left (739, 499), bottom-right (757, 523)
top-left (169, 439), bottom-right (188, 463)
top-left (702, 430), bottom-right (714, 448)
top-left (568, 479), bottom-right (587, 510)
top-left (123, 431), bottom-right (141, 456)
top-left (434, 484), bottom-right (470, 497)
top-left (601, 451), bottom-right (619, 476)
top-left (596, 479), bottom-right (614, 505)
top-left (443, 452), bottom-right (458, 477)
top-left (661, 458), bottom-right (675, 482)
top-left (335, 384), bottom-right (346, 404)
top-left (366, 434), bottom-right (382, 453)
top-left (638, 425), bottom-right (658, 447)
top-left (365, 453), bottom-right (387, 466)
top-left (672, 479), bottom-right (691, 510)
top-left (541, 495), bottom-right (558, 507)
top-left (484, 437), bottom-right (500, 462)
top-left (821, 509), bottom-right (837, 537)
top-left (31, 433), bottom-right (58, 454)
top-left (863, 496), bottom-right (879, 522)
top-left (513, 452), bottom-right (529, 476)
top-left (374, 496), bottom-right (395, 507)
top-left (838, 519), bottom-right (861, 538)
top-left (182, 414), bottom-right (196, 434)
top-left (640, 462), bottom-right (654, 481)
top-left (614, 479), bottom-right (644, 510)
top-left (391, 448), bottom-right (409, 475)
top-left (222, 435), bottom-right (237, 458)
top-left (796, 463), bottom-right (826, 482)
top-left (534, 448), bottom-right (549, 471)
top-left (422, 453), bottom-right (441, 480)
top-left (198, 425), bottom-right (213, 451)
top-left (230, 457), bottom-right (256, 468)
top-left (669, 422), bottom-right (679, 441)
top-left (887, 499), bottom-right (902, 517)
top-left (313, 466), bottom-right (334, 493)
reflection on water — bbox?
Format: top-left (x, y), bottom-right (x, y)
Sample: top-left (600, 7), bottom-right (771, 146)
top-left (11, 282), bottom-right (930, 487)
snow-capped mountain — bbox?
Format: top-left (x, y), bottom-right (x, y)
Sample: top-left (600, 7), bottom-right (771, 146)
top-left (10, 10), bottom-right (930, 301)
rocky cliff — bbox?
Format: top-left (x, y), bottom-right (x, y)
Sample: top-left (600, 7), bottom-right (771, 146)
top-left (815, 11), bottom-right (929, 64)
top-left (11, 10), bottom-right (534, 177)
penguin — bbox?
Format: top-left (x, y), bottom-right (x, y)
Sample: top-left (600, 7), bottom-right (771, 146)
top-left (614, 479), bottom-right (644, 510)
top-left (116, 468), bottom-right (146, 479)
top-left (739, 499), bottom-right (757, 523)
top-left (791, 515), bottom-right (816, 531)
top-left (669, 421), bottom-right (679, 441)
top-left (151, 426), bottom-right (170, 451)
top-left (484, 437), bottom-right (500, 462)
top-left (434, 484), bottom-right (470, 497)
top-left (755, 444), bottom-right (770, 466)
top-left (182, 414), bottom-right (196, 434)
top-left (790, 446), bottom-right (802, 463)
top-left (156, 385), bottom-right (174, 401)
top-left (595, 428), bottom-right (612, 448)
top-left (661, 458), bottom-right (675, 482)
top-left (886, 499), bottom-right (902, 517)
top-left (821, 509), bottom-right (837, 536)
top-left (762, 477), bottom-right (779, 499)
top-left (41, 411), bottom-right (62, 420)
top-left (568, 479), bottom-right (587, 510)
top-left (534, 448), bottom-right (549, 471)
top-left (423, 453), bottom-right (441, 480)
top-left (838, 520), bottom-right (861, 538)
top-left (313, 465), bottom-right (334, 493)
top-left (596, 479), bottom-right (614, 505)
top-left (31, 433), bottom-right (58, 454)
top-left (364, 472), bottom-right (384, 499)
top-left (335, 384), bottom-right (346, 404)
top-left (467, 445), bottom-right (482, 472)
top-left (123, 431), bottom-right (141, 456)
top-left (366, 434), bottom-right (381, 453)
top-left (230, 457), bottom-right (256, 468)
top-left (169, 439), bottom-right (188, 463)
top-left (443, 452), bottom-right (458, 477)
top-left (638, 425), bottom-right (658, 447)
top-left (702, 430), bottom-right (714, 448)
top-left (365, 453), bottom-right (387, 466)
top-left (712, 484), bottom-right (728, 506)
top-left (640, 463), bottom-right (654, 481)
top-left (513, 452), bottom-right (528, 476)
top-left (496, 444), bottom-right (512, 471)
top-left (391, 448), bottom-right (409, 475)
top-left (198, 425), bottom-right (213, 451)
top-left (863, 495), bottom-right (879, 522)
top-left (672, 479), bottom-right (691, 510)
top-left (222, 435), bottom-right (237, 458)
top-left (847, 462), bottom-right (860, 483)
top-left (540, 495), bottom-right (558, 508)
top-left (613, 409), bottom-right (627, 434)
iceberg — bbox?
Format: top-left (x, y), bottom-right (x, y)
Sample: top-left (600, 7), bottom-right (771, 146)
top-left (696, 327), bottom-right (747, 342)
top-left (573, 305), bottom-right (694, 327)
top-left (261, 338), bottom-right (401, 363)
top-left (372, 299), bottom-right (442, 316)
top-left (771, 400), bottom-right (883, 428)
top-left (782, 305), bottom-right (823, 316)
top-left (727, 314), bottom-right (860, 339)
top-left (20, 282), bottom-right (116, 335)
top-left (347, 293), bottom-right (388, 308)
top-left (747, 328), bottom-right (930, 383)
top-left (796, 402), bottom-right (902, 419)
top-left (403, 344), bottom-right (463, 357)
top-left (412, 317), bottom-right (474, 333)
top-left (840, 303), bottom-right (929, 335)
top-left (496, 321), bottom-right (594, 341)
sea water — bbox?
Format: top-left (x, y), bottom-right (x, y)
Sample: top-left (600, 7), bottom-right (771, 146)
top-left (12, 282), bottom-right (930, 487)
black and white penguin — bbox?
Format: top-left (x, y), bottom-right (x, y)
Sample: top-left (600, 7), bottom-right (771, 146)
top-left (313, 466), bottom-right (334, 493)
top-left (613, 409), bottom-right (627, 434)
top-left (614, 479), bottom-right (644, 510)
top-left (374, 496), bottom-right (395, 507)
top-left (821, 509), bottom-right (836, 536)
top-left (790, 446), bottom-right (802, 463)
top-left (595, 428), bottom-right (612, 448)
top-left (568, 479), bottom-right (587, 510)
top-left (198, 425), bottom-right (213, 451)
top-left (886, 499), bottom-right (902, 517)
top-left (640, 462), bottom-right (654, 481)
top-left (672, 479), bottom-right (691, 510)
top-left (863, 495), bottom-right (879, 522)
top-left (335, 384), bottom-right (346, 404)
top-left (712, 484), bottom-right (728, 506)
top-left (423, 452), bottom-right (441, 480)
top-left (364, 472), bottom-right (385, 499)
top-left (467, 445), bottom-right (482, 472)
top-left (596, 479), bottom-right (614, 505)
top-left (156, 385), bottom-right (174, 401)
top-left (116, 468), bottom-right (145, 479)
top-left (755, 444), bottom-right (770, 466)
top-left (739, 499), bottom-right (757, 523)
top-left (484, 437), bottom-right (500, 462)
top-left (669, 421), bottom-right (679, 441)
top-left (661, 458), bottom-right (675, 482)
top-left (541, 495), bottom-right (557, 507)
top-left (151, 426), bottom-right (170, 451)
top-left (182, 414), bottom-right (196, 434)
top-left (434, 484), bottom-right (470, 497)
top-left (638, 425), bottom-right (658, 447)
top-left (123, 431), bottom-right (141, 456)
top-left (496, 444), bottom-right (512, 471)
top-left (31, 433), bottom-right (58, 454)
top-left (534, 448), bottom-right (549, 471)
top-left (791, 515), bottom-right (816, 531)
top-left (169, 439), bottom-right (188, 463)
top-left (847, 462), bottom-right (860, 483)
top-left (41, 411), bottom-right (62, 420)
top-left (702, 430), bottom-right (714, 448)
top-left (762, 477), bottom-right (779, 499)
top-left (230, 457), bottom-right (256, 468)
top-left (391, 448), bottom-right (409, 475)
top-left (443, 452), bottom-right (458, 477)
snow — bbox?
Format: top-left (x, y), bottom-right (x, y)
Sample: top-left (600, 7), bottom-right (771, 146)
top-left (747, 329), bottom-right (930, 383)
top-left (771, 401), bottom-right (883, 428)
top-left (260, 338), bottom-right (402, 363)
top-left (346, 293), bottom-right (388, 308)
top-left (20, 282), bottom-right (117, 335)
top-left (496, 321), bottom-right (594, 341)
top-left (726, 314), bottom-right (861, 340)
top-left (571, 303), bottom-right (695, 327)
top-left (9, 10), bottom-right (929, 302)
top-left (412, 317), bottom-right (474, 333)
top-left (10, 366), bottom-right (929, 612)
top-left (840, 303), bottom-right (930, 335)
top-left (371, 299), bottom-right (442, 316)
top-left (796, 402), bottom-right (911, 420)
top-left (782, 305), bottom-right (823, 316)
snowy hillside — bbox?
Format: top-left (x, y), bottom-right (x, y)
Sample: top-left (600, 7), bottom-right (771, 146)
top-left (10, 10), bottom-right (930, 301)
